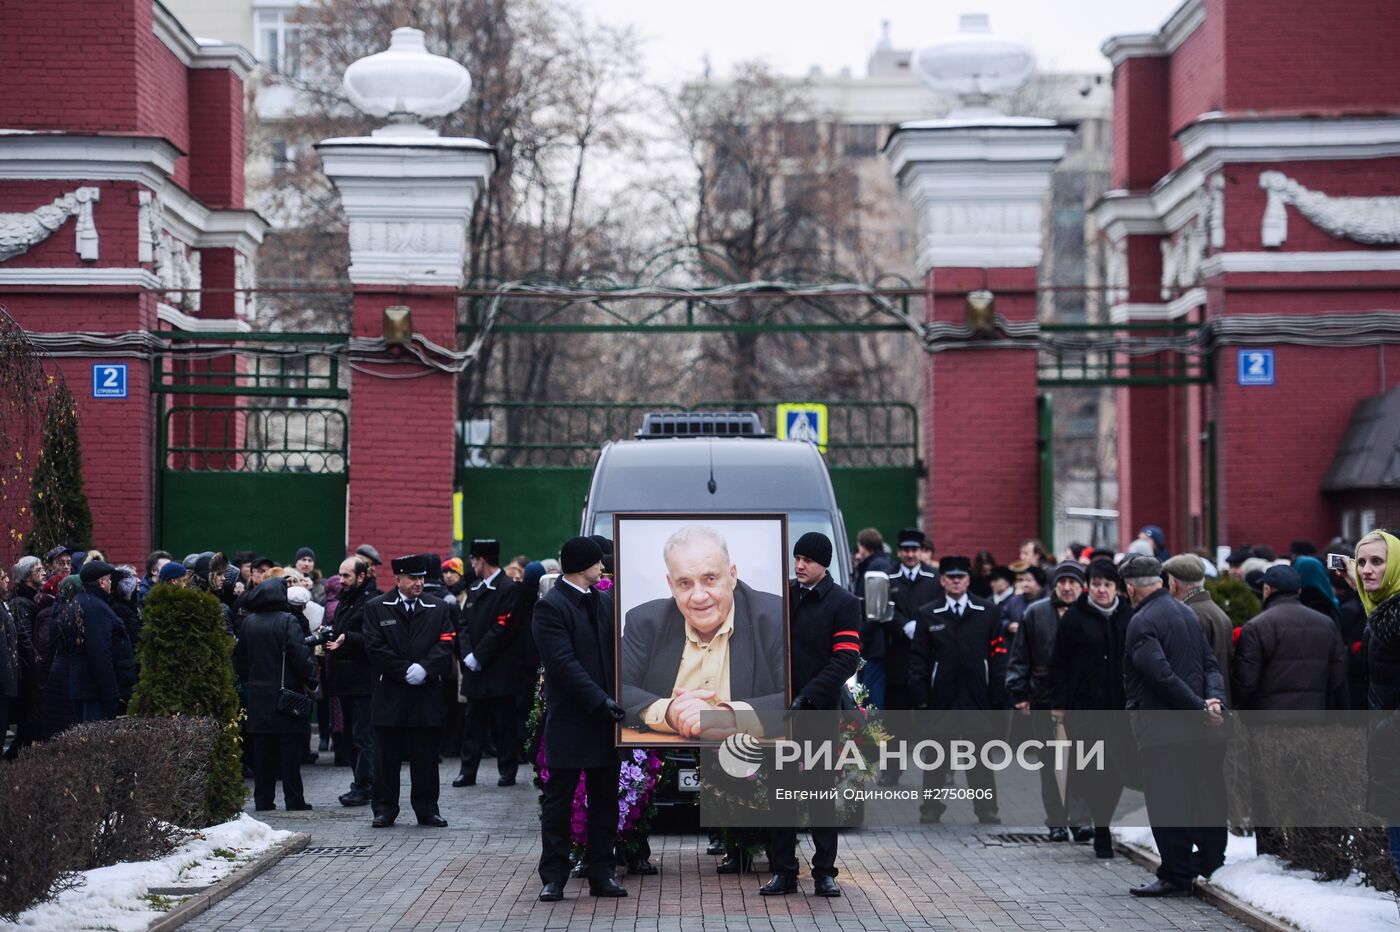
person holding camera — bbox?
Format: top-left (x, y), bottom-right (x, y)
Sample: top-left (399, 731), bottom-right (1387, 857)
top-left (361, 554), bottom-right (456, 828)
top-left (233, 576), bottom-right (316, 811)
top-left (325, 556), bottom-right (378, 807)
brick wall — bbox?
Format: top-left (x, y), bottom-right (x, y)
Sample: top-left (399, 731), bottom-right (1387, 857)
top-left (1167, 0), bottom-right (1225, 169)
top-left (187, 70), bottom-right (244, 209)
top-left (1111, 56), bottom-right (1170, 191)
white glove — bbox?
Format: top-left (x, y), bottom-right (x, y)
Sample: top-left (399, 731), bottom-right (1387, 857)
top-left (463, 652), bottom-right (481, 672)
top-left (404, 663), bottom-right (427, 685)
top-left (903, 620), bottom-right (917, 641)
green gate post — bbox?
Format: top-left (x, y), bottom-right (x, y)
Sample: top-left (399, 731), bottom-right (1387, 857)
top-left (1037, 394), bottom-right (1054, 553)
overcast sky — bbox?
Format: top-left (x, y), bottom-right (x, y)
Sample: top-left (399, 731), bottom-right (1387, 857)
top-left (583, 0), bottom-right (1186, 83)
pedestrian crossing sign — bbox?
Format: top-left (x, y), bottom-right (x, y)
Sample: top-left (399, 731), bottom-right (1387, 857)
top-left (776, 403), bottom-right (828, 453)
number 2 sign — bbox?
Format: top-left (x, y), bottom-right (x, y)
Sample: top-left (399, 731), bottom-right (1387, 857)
top-left (92, 363), bottom-right (128, 399)
top-left (1237, 349), bottom-right (1275, 387)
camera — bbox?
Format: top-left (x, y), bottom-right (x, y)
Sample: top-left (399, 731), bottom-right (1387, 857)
top-left (304, 626), bottom-right (336, 647)
top-left (1327, 553), bottom-right (1348, 571)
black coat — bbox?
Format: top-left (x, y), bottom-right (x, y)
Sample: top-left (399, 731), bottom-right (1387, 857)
top-left (71, 585), bottom-right (137, 702)
top-left (855, 553), bottom-right (896, 660)
top-left (789, 575), bottom-right (861, 710)
top-left (232, 580), bottom-right (316, 734)
top-left (1232, 593), bottom-right (1347, 711)
top-left (1006, 597), bottom-right (1059, 708)
top-left (1365, 593), bottom-right (1400, 820)
top-left (0, 599), bottom-right (22, 699)
top-left (908, 594), bottom-right (1008, 712)
top-left (1122, 588), bottom-right (1226, 749)
top-left (362, 588), bottom-right (455, 728)
top-left (883, 567), bottom-right (943, 685)
top-left (326, 582), bottom-right (376, 697)
top-left (459, 573), bottom-right (524, 699)
top-left (533, 582), bottom-right (616, 769)
top-left (1048, 593), bottom-right (1131, 711)
top-left (852, 552), bottom-right (894, 600)
top-left (620, 579), bottom-right (787, 724)
top-left (1337, 591), bottom-right (1369, 710)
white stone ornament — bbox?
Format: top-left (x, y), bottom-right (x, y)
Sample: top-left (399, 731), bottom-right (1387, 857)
top-left (1260, 171), bottom-right (1400, 247)
top-left (342, 27), bottom-right (471, 135)
top-left (0, 187), bottom-right (101, 262)
top-left (912, 14), bottom-right (1036, 117)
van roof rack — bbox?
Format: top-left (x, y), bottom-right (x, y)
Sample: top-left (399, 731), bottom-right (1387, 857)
top-left (635, 411), bottom-right (769, 439)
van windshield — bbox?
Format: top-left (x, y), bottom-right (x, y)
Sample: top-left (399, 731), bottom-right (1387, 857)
top-left (590, 510), bottom-right (846, 587)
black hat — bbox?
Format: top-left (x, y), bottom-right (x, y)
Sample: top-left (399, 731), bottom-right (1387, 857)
top-left (44, 544), bottom-right (72, 563)
top-left (560, 536), bottom-right (604, 575)
top-left (990, 565), bottom-right (1016, 584)
top-left (1261, 564), bottom-right (1302, 594)
top-left (1087, 558), bottom-right (1119, 584)
top-left (355, 543), bottom-right (383, 566)
top-left (390, 554), bottom-right (429, 577)
top-left (896, 528), bottom-right (925, 549)
top-left (469, 539), bottom-right (501, 562)
top-left (793, 532), bottom-right (833, 568)
top-left (78, 560), bottom-right (116, 583)
top-left (231, 550), bottom-right (256, 566)
top-left (1051, 561), bottom-right (1086, 585)
top-left (939, 555), bottom-right (971, 577)
top-left (1289, 540), bottom-right (1317, 557)
top-left (1244, 568), bottom-right (1266, 596)
top-left (421, 552), bottom-right (443, 582)
top-left (1225, 547), bottom-right (1249, 567)
top-left (589, 535), bottom-right (614, 555)
top-left (295, 546), bottom-right (315, 562)
top-left (250, 555), bottom-right (276, 570)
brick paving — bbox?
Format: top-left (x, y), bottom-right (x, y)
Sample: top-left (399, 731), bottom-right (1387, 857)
top-left (185, 755), bottom-right (1248, 931)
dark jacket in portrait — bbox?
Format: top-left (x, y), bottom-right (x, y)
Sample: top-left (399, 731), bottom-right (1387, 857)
top-left (620, 579), bottom-right (787, 725)
top-left (533, 582), bottom-right (617, 770)
top-left (459, 572), bottom-right (524, 699)
top-left (232, 579), bottom-right (316, 734)
top-left (362, 589), bottom-right (456, 728)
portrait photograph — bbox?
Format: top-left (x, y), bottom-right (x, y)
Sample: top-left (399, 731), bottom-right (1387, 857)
top-left (613, 513), bottom-right (790, 747)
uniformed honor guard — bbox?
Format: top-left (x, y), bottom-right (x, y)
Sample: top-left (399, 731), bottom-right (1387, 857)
top-left (880, 528), bottom-right (943, 785)
top-left (532, 536), bottom-right (628, 901)
top-left (454, 538), bottom-right (524, 788)
top-left (362, 553), bottom-right (456, 827)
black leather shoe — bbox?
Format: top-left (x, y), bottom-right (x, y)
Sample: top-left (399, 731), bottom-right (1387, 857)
top-left (285, 802), bottom-right (313, 811)
top-left (538, 882), bottom-right (564, 902)
top-left (759, 874), bottom-right (797, 896)
top-left (1072, 826), bottom-right (1095, 843)
top-left (588, 876), bottom-right (627, 897)
top-left (371, 815), bottom-right (395, 828)
top-left (418, 814), bottom-right (448, 827)
top-left (716, 854), bottom-right (753, 875)
top-left (1093, 827), bottom-right (1114, 859)
top-left (813, 875), bottom-right (842, 897)
top-left (918, 811), bottom-right (942, 824)
top-left (1048, 826), bottom-right (1069, 842)
top-left (705, 839), bottom-right (726, 856)
top-left (339, 792), bottom-right (372, 807)
top-left (452, 773), bottom-right (475, 788)
top-left (254, 803), bottom-right (275, 812)
top-left (1130, 879), bottom-right (1190, 897)
top-left (497, 776), bottom-right (516, 787)
top-left (977, 813), bottom-right (1001, 825)
top-left (628, 860), bottom-right (658, 876)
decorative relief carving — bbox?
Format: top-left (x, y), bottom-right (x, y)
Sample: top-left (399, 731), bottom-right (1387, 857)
top-left (1103, 238), bottom-right (1128, 305)
top-left (234, 252), bottom-right (256, 320)
top-left (1260, 171), bottom-right (1400, 247)
top-left (1161, 221), bottom-right (1205, 299)
top-left (348, 220), bottom-right (467, 255)
top-left (0, 187), bottom-right (101, 262)
top-left (1207, 174), bottom-right (1225, 250)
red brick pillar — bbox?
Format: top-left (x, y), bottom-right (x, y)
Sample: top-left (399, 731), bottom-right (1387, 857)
top-left (317, 134), bottom-right (494, 574)
top-left (887, 121), bottom-right (1071, 557)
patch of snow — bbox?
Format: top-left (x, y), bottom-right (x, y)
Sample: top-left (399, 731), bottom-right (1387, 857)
top-left (12, 814), bottom-right (291, 931)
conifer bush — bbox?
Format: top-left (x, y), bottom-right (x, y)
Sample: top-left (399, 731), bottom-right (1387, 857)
top-left (128, 583), bottom-right (246, 823)
top-left (1204, 573), bottom-right (1261, 628)
top-left (27, 382), bottom-right (93, 556)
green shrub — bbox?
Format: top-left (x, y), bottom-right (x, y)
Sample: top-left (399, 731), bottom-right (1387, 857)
top-left (26, 382), bottom-right (93, 556)
top-left (128, 584), bottom-right (245, 824)
top-left (1205, 574), bottom-right (1260, 628)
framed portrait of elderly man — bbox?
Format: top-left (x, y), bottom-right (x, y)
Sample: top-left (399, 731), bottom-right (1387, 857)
top-left (613, 513), bottom-right (791, 747)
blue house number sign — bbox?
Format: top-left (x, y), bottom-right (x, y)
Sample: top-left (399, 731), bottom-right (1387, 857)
top-left (1237, 349), bottom-right (1275, 387)
top-left (92, 363), bottom-right (128, 399)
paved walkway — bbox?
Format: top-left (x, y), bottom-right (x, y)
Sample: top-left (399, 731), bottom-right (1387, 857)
top-left (186, 756), bottom-right (1247, 931)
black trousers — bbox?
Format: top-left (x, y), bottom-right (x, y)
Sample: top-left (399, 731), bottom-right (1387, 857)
top-left (919, 734), bottom-right (998, 819)
top-left (251, 732), bottom-right (306, 808)
top-left (373, 725), bottom-right (440, 821)
top-left (766, 794), bottom-right (840, 880)
top-left (539, 762), bottom-right (620, 885)
top-left (340, 694), bottom-right (374, 794)
top-left (1140, 742), bottom-right (1228, 885)
top-left (460, 695), bottom-right (518, 780)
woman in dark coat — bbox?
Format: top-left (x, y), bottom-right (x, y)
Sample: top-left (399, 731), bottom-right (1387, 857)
top-left (1047, 558), bottom-right (1135, 859)
top-left (1346, 531), bottom-right (1400, 884)
top-left (233, 578), bottom-right (317, 811)
top-left (41, 576), bottom-right (83, 739)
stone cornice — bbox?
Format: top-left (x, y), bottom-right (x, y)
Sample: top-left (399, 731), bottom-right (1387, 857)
top-left (152, 0), bottom-right (256, 80)
top-left (1100, 0), bottom-right (1204, 67)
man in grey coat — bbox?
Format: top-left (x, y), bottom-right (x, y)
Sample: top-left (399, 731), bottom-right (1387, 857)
top-left (1164, 555), bottom-right (1234, 704)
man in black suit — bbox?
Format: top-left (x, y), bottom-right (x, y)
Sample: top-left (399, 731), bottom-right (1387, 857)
top-left (879, 528), bottom-right (943, 785)
top-left (532, 536), bottom-right (629, 902)
top-left (454, 538), bottom-right (524, 788)
top-left (361, 554), bottom-right (456, 828)
top-left (620, 525), bottom-right (786, 740)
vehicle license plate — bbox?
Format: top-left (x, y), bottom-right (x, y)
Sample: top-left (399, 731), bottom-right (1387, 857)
top-left (677, 768), bottom-right (701, 791)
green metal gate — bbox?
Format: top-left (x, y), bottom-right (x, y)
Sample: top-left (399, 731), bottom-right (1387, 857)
top-left (456, 400), bottom-right (921, 560)
top-left (154, 333), bottom-right (349, 565)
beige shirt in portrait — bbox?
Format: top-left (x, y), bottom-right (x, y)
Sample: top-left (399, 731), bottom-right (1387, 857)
top-left (641, 607), bottom-right (761, 735)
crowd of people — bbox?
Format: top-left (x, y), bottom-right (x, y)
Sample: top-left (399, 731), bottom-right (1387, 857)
top-left (1, 522), bottom-right (1397, 904)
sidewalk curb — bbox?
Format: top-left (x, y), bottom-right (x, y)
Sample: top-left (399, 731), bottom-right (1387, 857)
top-left (1114, 839), bottom-right (1298, 932)
top-left (146, 831), bottom-right (311, 932)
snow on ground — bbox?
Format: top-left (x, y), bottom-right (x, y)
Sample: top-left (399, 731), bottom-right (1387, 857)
top-left (1114, 822), bottom-right (1400, 932)
top-left (10, 814), bottom-right (292, 931)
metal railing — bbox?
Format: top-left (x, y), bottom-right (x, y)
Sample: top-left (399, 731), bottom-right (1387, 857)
top-left (161, 406), bottom-right (348, 474)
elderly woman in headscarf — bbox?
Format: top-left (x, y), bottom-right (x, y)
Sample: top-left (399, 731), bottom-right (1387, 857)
top-left (1343, 530), bottom-right (1400, 884)
top-left (1293, 555), bottom-right (1341, 626)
